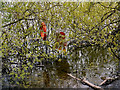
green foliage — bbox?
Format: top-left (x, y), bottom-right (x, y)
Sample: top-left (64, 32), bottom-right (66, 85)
top-left (1, 2), bottom-right (119, 88)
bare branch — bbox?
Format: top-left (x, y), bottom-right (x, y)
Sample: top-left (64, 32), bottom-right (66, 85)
top-left (100, 76), bottom-right (120, 86)
top-left (67, 73), bottom-right (103, 90)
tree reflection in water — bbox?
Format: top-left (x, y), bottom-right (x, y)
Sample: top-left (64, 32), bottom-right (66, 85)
top-left (2, 46), bottom-right (119, 88)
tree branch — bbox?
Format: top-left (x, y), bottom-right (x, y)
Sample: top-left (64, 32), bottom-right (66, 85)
top-left (2, 4), bottom-right (62, 28)
top-left (67, 73), bottom-right (103, 90)
top-left (110, 47), bottom-right (120, 60)
top-left (101, 10), bottom-right (115, 23)
top-left (98, 2), bottom-right (119, 11)
top-left (100, 76), bottom-right (120, 86)
top-left (90, 10), bottom-right (116, 32)
top-left (101, 19), bottom-right (120, 31)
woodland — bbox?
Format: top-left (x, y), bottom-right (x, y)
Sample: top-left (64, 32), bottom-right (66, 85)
top-left (1, 2), bottom-right (120, 89)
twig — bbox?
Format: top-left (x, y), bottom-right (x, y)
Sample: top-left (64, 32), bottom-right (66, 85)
top-left (110, 46), bottom-right (120, 60)
top-left (9, 62), bottom-right (44, 67)
top-left (98, 2), bottom-right (118, 10)
top-left (67, 73), bottom-right (103, 90)
top-left (101, 19), bottom-right (120, 31)
top-left (2, 17), bottom-right (25, 28)
top-left (71, 2), bottom-right (81, 12)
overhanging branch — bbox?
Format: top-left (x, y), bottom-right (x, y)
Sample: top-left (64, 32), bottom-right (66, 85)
top-left (90, 10), bottom-right (116, 32)
top-left (110, 47), bottom-right (120, 60)
top-left (2, 4), bottom-right (62, 28)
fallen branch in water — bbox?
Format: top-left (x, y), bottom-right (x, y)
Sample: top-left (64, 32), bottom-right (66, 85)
top-left (100, 76), bottom-right (120, 86)
top-left (67, 73), bottom-right (103, 90)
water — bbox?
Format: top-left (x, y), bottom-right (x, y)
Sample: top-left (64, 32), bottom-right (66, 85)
top-left (2, 46), bottom-right (120, 89)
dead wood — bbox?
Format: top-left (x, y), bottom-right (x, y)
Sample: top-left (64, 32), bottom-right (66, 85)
top-left (67, 73), bottom-right (103, 90)
top-left (100, 76), bottom-right (120, 86)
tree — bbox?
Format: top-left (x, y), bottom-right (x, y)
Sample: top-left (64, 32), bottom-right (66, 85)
top-left (1, 2), bottom-right (120, 88)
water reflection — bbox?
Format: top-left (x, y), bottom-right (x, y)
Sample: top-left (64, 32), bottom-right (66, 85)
top-left (54, 58), bottom-right (70, 79)
top-left (69, 46), bottom-right (118, 85)
top-left (2, 46), bottom-right (119, 88)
